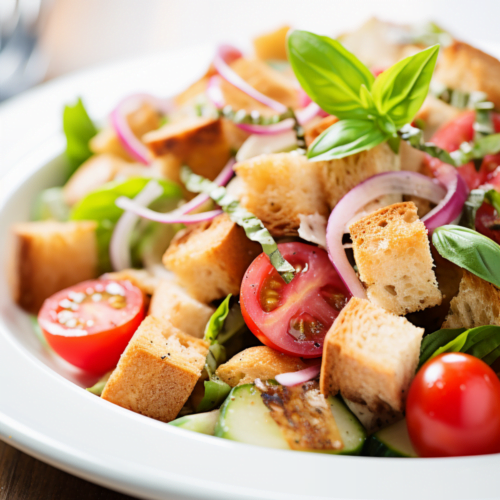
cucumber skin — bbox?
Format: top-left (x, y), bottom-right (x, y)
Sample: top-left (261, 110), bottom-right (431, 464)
top-left (363, 435), bottom-right (413, 458)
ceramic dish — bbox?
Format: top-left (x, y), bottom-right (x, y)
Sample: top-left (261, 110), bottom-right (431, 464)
top-left (1, 43), bottom-right (500, 500)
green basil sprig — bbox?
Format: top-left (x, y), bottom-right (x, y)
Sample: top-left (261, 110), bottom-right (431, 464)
top-left (419, 325), bottom-right (500, 369)
top-left (287, 30), bottom-right (439, 161)
top-left (433, 225), bottom-right (500, 288)
top-left (181, 166), bottom-right (295, 283)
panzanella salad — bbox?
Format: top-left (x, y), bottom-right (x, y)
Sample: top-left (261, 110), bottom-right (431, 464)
top-left (12, 19), bottom-right (500, 458)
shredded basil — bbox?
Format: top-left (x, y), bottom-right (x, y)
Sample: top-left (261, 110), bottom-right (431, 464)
top-left (218, 105), bottom-right (294, 126)
top-left (431, 83), bottom-right (488, 110)
top-left (485, 189), bottom-right (500, 214)
top-left (460, 189), bottom-right (485, 230)
top-left (181, 166), bottom-right (296, 283)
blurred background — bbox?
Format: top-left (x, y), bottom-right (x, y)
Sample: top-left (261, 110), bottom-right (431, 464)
top-left (2, 0), bottom-right (500, 102)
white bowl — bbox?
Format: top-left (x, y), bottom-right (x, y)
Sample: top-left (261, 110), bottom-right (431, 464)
top-left (1, 45), bottom-right (500, 500)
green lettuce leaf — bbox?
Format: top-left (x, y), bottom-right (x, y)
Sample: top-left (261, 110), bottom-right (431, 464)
top-left (432, 225), bottom-right (500, 289)
top-left (371, 45), bottom-right (439, 128)
top-left (204, 294), bottom-right (232, 344)
top-left (181, 166), bottom-right (295, 284)
top-left (307, 119), bottom-right (387, 161)
top-left (287, 30), bottom-right (374, 119)
top-left (63, 98), bottom-right (98, 176)
top-left (70, 177), bottom-right (182, 272)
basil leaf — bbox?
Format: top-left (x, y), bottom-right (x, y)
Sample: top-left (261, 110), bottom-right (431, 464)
top-left (181, 166), bottom-right (295, 283)
top-left (287, 30), bottom-right (374, 119)
top-left (86, 371), bottom-right (113, 396)
top-left (460, 189), bottom-right (485, 230)
top-left (372, 45), bottom-right (439, 128)
top-left (307, 119), bottom-right (387, 161)
top-left (432, 225), bottom-right (500, 288)
top-left (204, 295), bottom-right (232, 344)
top-left (196, 379), bottom-right (231, 413)
top-left (431, 83), bottom-right (488, 110)
top-left (71, 177), bottom-right (182, 272)
top-left (63, 98), bottom-right (97, 177)
top-left (485, 189), bottom-right (500, 214)
top-left (419, 328), bottom-right (466, 368)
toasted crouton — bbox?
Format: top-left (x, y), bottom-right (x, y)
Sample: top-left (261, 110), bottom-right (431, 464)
top-left (144, 117), bottom-right (231, 185)
top-left (149, 281), bottom-right (214, 338)
top-left (234, 153), bottom-right (329, 236)
top-left (9, 221), bottom-right (98, 313)
top-left (103, 268), bottom-right (163, 296)
top-left (320, 297), bottom-right (424, 415)
top-left (163, 214), bottom-right (261, 303)
top-left (442, 271), bottom-right (500, 329)
top-left (319, 142), bottom-right (400, 209)
top-left (63, 154), bottom-right (133, 206)
top-left (350, 202), bottom-right (442, 315)
top-left (102, 316), bottom-right (208, 422)
top-left (253, 25), bottom-right (290, 61)
top-left (216, 346), bottom-right (313, 387)
top-left (90, 102), bottom-right (161, 161)
top-left (434, 41), bottom-right (500, 109)
top-left (304, 116), bottom-right (339, 147)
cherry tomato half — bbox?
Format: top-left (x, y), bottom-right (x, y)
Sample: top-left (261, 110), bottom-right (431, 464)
top-left (476, 202), bottom-right (500, 245)
top-left (406, 353), bottom-right (500, 457)
top-left (240, 242), bottom-right (350, 358)
top-left (424, 111), bottom-right (500, 190)
top-left (38, 279), bottom-right (145, 374)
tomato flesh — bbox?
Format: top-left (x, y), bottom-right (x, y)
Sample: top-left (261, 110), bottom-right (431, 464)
top-left (476, 202), bottom-right (500, 245)
top-left (406, 353), bottom-right (500, 457)
top-left (240, 242), bottom-right (350, 358)
top-left (38, 279), bottom-right (145, 374)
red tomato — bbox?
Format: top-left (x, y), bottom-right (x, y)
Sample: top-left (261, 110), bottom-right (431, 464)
top-left (406, 353), bottom-right (500, 457)
top-left (476, 202), bottom-right (500, 245)
top-left (424, 111), bottom-right (500, 189)
top-left (240, 242), bottom-right (350, 358)
top-left (38, 279), bottom-right (145, 374)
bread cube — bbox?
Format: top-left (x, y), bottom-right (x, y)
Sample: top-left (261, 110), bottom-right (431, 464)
top-left (103, 268), bottom-right (162, 296)
top-left (149, 281), bottom-right (214, 338)
top-left (90, 102), bottom-right (161, 161)
top-left (435, 41), bottom-right (500, 109)
top-left (63, 154), bottom-right (133, 206)
top-left (163, 214), bottom-right (261, 303)
top-left (304, 116), bottom-right (339, 148)
top-left (102, 316), bottom-right (208, 422)
top-left (442, 271), bottom-right (500, 329)
top-left (320, 297), bottom-right (424, 414)
top-left (144, 117), bottom-right (231, 185)
top-left (319, 142), bottom-right (400, 209)
top-left (216, 346), bottom-right (313, 387)
top-left (350, 202), bottom-right (442, 315)
top-left (10, 221), bottom-right (98, 313)
top-left (253, 25), bottom-right (290, 61)
top-left (234, 153), bottom-right (329, 236)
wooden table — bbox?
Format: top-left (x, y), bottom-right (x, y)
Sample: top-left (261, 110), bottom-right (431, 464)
top-left (0, 440), bottom-right (134, 500)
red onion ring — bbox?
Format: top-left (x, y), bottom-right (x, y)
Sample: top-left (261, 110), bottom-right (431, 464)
top-left (275, 362), bottom-right (321, 387)
top-left (326, 169), bottom-right (468, 298)
top-left (214, 45), bottom-right (288, 114)
top-left (110, 93), bottom-right (174, 165)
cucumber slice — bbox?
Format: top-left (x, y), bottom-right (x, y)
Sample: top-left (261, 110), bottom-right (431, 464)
top-left (170, 409), bottom-right (220, 435)
top-left (365, 419), bottom-right (418, 457)
top-left (215, 384), bottom-right (366, 454)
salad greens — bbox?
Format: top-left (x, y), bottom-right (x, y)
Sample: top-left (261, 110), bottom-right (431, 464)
top-left (419, 325), bottom-right (500, 368)
top-left (70, 177), bottom-right (182, 272)
top-left (181, 166), bottom-right (296, 284)
top-left (433, 225), bottom-right (500, 289)
top-left (460, 189), bottom-right (486, 230)
top-left (32, 187), bottom-right (70, 222)
top-left (63, 98), bottom-right (98, 177)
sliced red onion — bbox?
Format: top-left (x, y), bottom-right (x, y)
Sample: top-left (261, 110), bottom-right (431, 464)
top-left (214, 45), bottom-right (288, 114)
top-left (116, 197), bottom-right (223, 224)
top-left (110, 93), bottom-right (174, 165)
top-left (275, 362), bottom-right (321, 387)
top-left (110, 180), bottom-right (164, 271)
top-left (326, 170), bottom-right (468, 298)
top-left (206, 76), bottom-right (226, 110)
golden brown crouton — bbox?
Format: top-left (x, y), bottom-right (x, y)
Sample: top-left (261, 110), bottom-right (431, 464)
top-left (442, 271), bottom-right (500, 329)
top-left (415, 95), bottom-right (461, 141)
top-left (144, 117), bottom-right (231, 186)
top-left (216, 346), bottom-right (313, 387)
top-left (304, 116), bottom-right (339, 148)
top-left (163, 214), bottom-right (261, 303)
top-left (230, 57), bottom-right (299, 109)
top-left (319, 142), bottom-right (400, 210)
top-left (320, 297), bottom-right (424, 415)
top-left (63, 154), bottom-right (133, 206)
top-left (149, 281), bottom-right (214, 338)
top-left (253, 26), bottom-right (290, 61)
top-left (234, 153), bottom-right (329, 236)
top-left (435, 41), bottom-right (500, 109)
top-left (350, 202), bottom-right (442, 315)
top-left (102, 268), bottom-right (162, 296)
top-left (90, 102), bottom-right (161, 161)
top-left (10, 221), bottom-right (98, 313)
top-left (102, 316), bottom-right (208, 422)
